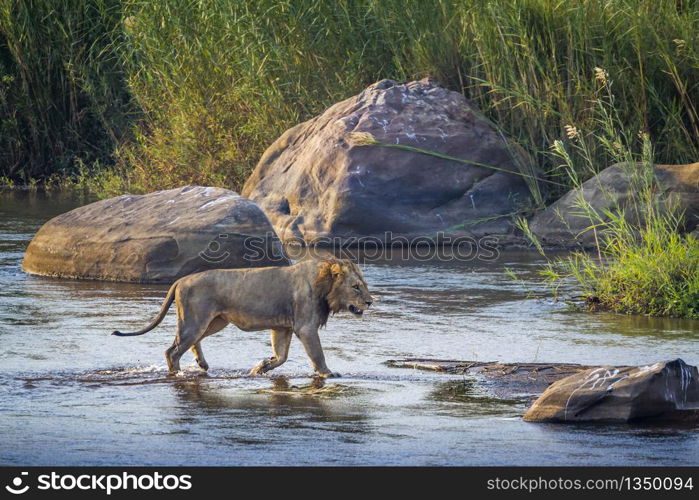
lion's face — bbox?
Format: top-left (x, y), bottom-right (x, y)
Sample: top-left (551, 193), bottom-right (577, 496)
top-left (316, 259), bottom-right (373, 316)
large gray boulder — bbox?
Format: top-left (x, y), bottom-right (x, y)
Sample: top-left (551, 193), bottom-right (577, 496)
top-left (523, 359), bottom-right (699, 423)
top-left (242, 78), bottom-right (534, 246)
top-left (530, 162), bottom-right (699, 248)
top-left (23, 186), bottom-right (289, 283)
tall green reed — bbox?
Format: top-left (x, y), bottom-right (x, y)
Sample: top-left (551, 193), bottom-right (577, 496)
top-left (116, 0), bottom-right (698, 195)
top-left (0, 0), bottom-right (134, 181)
top-left (0, 0), bottom-right (696, 197)
top-left (519, 73), bottom-right (698, 318)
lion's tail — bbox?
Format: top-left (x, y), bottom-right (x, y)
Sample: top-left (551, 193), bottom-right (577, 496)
top-left (111, 283), bottom-right (177, 337)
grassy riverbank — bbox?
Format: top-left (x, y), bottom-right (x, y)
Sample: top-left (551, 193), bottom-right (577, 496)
top-left (1, 0), bottom-right (697, 318)
top-left (531, 158), bottom-right (699, 318)
top-left (517, 83), bottom-right (699, 319)
top-left (1, 0), bottom-right (697, 197)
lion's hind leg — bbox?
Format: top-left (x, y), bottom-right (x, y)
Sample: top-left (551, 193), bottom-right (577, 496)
top-left (166, 307), bottom-right (217, 375)
top-left (249, 328), bottom-right (293, 376)
top-left (190, 316), bottom-right (228, 371)
top-left (191, 342), bottom-right (208, 371)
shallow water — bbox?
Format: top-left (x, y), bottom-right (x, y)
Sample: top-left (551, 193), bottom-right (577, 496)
top-left (0, 192), bottom-right (697, 466)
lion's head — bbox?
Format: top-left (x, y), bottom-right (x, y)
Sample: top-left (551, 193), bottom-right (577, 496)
top-left (315, 259), bottom-right (373, 317)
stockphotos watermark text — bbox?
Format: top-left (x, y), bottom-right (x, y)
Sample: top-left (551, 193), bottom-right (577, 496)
top-left (198, 232), bottom-right (501, 264)
top-left (5, 471), bottom-right (192, 495)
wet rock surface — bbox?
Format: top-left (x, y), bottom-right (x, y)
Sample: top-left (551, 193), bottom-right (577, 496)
top-left (23, 186), bottom-right (289, 283)
top-left (385, 358), bottom-right (592, 403)
top-left (530, 162), bottom-right (699, 248)
top-left (523, 359), bottom-right (699, 423)
top-left (388, 358), bottom-right (699, 423)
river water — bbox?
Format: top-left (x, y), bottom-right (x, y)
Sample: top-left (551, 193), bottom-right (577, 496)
top-left (0, 192), bottom-right (697, 466)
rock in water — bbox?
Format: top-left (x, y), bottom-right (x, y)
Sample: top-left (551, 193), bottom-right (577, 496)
top-left (523, 359), bottom-right (699, 423)
top-left (530, 162), bottom-right (699, 248)
top-left (242, 78), bottom-right (534, 246)
top-left (22, 186), bottom-right (289, 283)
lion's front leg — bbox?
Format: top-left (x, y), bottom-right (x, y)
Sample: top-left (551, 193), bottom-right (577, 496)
top-left (295, 327), bottom-right (338, 378)
top-left (249, 328), bottom-right (293, 375)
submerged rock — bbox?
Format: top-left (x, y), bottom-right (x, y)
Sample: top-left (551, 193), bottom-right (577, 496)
top-left (386, 358), bottom-right (591, 402)
top-left (242, 78), bottom-right (534, 246)
top-left (22, 186), bottom-right (289, 283)
top-left (523, 359), bottom-right (699, 423)
top-left (530, 162), bottom-right (699, 248)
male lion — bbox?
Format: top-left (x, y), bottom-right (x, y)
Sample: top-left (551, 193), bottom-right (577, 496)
top-left (112, 258), bottom-right (373, 377)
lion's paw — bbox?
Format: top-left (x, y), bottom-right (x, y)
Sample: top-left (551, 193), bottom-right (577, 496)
top-left (249, 361), bottom-right (270, 376)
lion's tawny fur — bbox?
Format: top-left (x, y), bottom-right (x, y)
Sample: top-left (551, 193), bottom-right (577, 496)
top-left (112, 258), bottom-right (373, 377)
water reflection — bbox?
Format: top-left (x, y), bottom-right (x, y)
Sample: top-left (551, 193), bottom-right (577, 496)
top-left (429, 379), bottom-right (527, 417)
top-left (171, 376), bottom-right (370, 433)
top-left (587, 312), bottom-right (699, 339)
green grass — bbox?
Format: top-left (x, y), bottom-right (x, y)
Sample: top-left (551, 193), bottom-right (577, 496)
top-left (545, 227), bottom-right (699, 318)
top-left (518, 79), bottom-right (699, 318)
top-left (0, 0), bottom-right (696, 196)
top-left (533, 196), bottom-right (699, 318)
top-left (0, 0), bottom-right (134, 182)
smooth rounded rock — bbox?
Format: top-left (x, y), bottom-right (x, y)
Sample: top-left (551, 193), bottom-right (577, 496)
top-left (22, 186), bottom-right (289, 283)
top-left (523, 359), bottom-right (699, 423)
top-left (530, 162), bottom-right (699, 248)
top-left (243, 78), bottom-right (535, 246)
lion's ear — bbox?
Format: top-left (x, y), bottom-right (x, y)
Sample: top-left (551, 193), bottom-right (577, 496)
top-left (330, 263), bottom-right (343, 279)
top-left (314, 261), bottom-right (335, 297)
